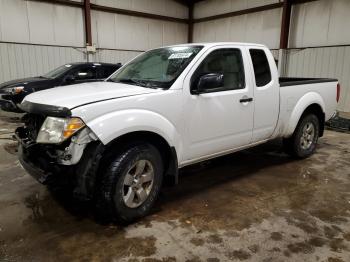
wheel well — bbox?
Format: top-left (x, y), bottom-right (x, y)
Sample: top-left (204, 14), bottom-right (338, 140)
top-left (104, 131), bottom-right (178, 185)
top-left (301, 104), bottom-right (325, 137)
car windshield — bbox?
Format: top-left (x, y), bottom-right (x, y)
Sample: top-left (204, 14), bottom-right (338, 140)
top-left (109, 46), bottom-right (203, 89)
top-left (42, 64), bottom-right (73, 79)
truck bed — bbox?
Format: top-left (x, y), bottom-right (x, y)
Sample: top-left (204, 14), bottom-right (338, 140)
top-left (279, 77), bottom-right (338, 87)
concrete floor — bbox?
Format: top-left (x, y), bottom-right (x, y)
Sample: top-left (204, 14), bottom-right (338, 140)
top-left (0, 111), bottom-right (350, 262)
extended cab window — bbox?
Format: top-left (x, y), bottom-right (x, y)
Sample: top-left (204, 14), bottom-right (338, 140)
top-left (249, 49), bottom-right (272, 87)
top-left (192, 48), bottom-right (245, 92)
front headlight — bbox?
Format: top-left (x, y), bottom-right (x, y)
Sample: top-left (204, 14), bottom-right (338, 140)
top-left (36, 117), bottom-right (85, 144)
top-left (4, 86), bottom-right (24, 95)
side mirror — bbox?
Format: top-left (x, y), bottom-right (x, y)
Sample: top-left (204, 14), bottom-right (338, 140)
top-left (193, 73), bottom-right (224, 94)
top-left (64, 75), bottom-right (75, 84)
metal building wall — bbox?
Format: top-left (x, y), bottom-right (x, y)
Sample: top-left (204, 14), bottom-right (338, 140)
top-left (284, 46), bottom-right (350, 113)
top-left (91, 10), bottom-right (187, 52)
top-left (192, 0), bottom-right (350, 113)
top-left (89, 0), bottom-right (188, 63)
top-left (194, 0), bottom-right (280, 19)
top-left (285, 0), bottom-right (350, 113)
top-left (0, 0), bottom-right (188, 83)
top-left (0, 0), bottom-right (85, 82)
top-left (193, 0), bottom-right (282, 49)
top-left (0, 43), bottom-right (86, 83)
top-left (90, 0), bottom-right (188, 19)
top-left (0, 0), bottom-right (85, 46)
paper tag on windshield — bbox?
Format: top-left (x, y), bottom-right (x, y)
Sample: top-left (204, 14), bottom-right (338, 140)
top-left (168, 53), bottom-right (192, 59)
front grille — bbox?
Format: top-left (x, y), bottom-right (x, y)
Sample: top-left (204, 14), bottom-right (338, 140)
top-left (22, 113), bottom-right (45, 142)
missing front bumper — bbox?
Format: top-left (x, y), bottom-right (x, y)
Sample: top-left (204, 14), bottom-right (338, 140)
top-left (16, 127), bottom-right (105, 200)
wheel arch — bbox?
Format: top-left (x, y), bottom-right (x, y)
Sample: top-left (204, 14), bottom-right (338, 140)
top-left (104, 131), bottom-right (179, 186)
top-left (300, 104), bottom-right (325, 137)
top-left (285, 92), bottom-right (326, 138)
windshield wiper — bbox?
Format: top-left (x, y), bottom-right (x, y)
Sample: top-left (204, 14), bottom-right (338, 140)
top-left (113, 78), bottom-right (160, 89)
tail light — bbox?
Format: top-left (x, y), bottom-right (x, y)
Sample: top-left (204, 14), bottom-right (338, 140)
top-left (336, 83), bottom-right (340, 103)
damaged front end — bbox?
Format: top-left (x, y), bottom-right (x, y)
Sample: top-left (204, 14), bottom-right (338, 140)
top-left (15, 110), bottom-right (105, 200)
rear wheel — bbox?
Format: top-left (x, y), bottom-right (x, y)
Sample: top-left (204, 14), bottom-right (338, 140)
top-left (95, 143), bottom-right (163, 223)
top-left (283, 114), bottom-right (320, 159)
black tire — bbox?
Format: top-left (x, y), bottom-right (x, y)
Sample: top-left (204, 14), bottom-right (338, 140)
top-left (283, 114), bottom-right (320, 159)
top-left (95, 143), bottom-right (163, 224)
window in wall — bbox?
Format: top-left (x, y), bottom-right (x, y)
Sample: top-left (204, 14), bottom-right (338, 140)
top-left (192, 48), bottom-right (245, 92)
top-left (249, 49), bottom-right (272, 87)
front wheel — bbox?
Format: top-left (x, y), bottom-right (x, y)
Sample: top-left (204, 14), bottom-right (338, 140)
top-left (283, 114), bottom-right (320, 159)
top-left (95, 143), bottom-right (163, 223)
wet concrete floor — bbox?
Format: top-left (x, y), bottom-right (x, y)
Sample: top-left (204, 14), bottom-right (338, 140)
top-left (0, 111), bottom-right (350, 262)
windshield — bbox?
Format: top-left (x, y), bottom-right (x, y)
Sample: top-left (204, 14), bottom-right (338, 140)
top-left (109, 46), bottom-right (203, 89)
top-left (43, 64), bottom-right (73, 79)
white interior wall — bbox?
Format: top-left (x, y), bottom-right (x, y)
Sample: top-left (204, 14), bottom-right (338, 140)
top-left (194, 0), bottom-right (280, 19)
top-left (285, 46), bottom-right (350, 113)
top-left (91, 0), bottom-right (188, 19)
top-left (0, 43), bottom-right (86, 82)
top-left (193, 0), bottom-right (350, 113)
top-left (0, 0), bottom-right (85, 47)
top-left (286, 0), bottom-right (350, 112)
top-left (289, 0), bottom-right (350, 48)
top-left (0, 0), bottom-right (188, 83)
top-left (193, 8), bottom-right (282, 49)
top-left (91, 11), bottom-right (187, 51)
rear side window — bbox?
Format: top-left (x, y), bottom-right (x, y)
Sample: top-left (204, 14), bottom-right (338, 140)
top-left (249, 49), bottom-right (271, 87)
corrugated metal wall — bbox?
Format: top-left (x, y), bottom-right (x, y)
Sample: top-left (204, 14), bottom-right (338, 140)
top-left (193, 8), bottom-right (282, 49)
top-left (0, 42), bottom-right (86, 82)
top-left (0, 0), bottom-right (188, 83)
top-left (192, 0), bottom-right (350, 113)
top-left (284, 0), bottom-right (350, 113)
top-left (91, 10), bottom-right (187, 51)
top-left (194, 0), bottom-right (280, 19)
top-left (193, 0), bottom-right (282, 49)
top-left (285, 46), bottom-right (350, 113)
top-left (0, 0), bottom-right (85, 46)
top-left (289, 0), bottom-right (350, 48)
top-left (90, 0), bottom-right (188, 19)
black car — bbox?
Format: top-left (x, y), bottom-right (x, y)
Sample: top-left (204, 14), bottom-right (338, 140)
top-left (0, 62), bottom-right (122, 112)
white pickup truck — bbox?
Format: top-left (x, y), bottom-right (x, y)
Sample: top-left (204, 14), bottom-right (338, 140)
top-left (15, 42), bottom-right (340, 222)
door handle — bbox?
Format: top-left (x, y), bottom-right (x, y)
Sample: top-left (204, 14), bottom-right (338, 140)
top-left (239, 97), bottom-right (253, 103)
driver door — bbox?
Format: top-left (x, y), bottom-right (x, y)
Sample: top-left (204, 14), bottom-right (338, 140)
top-left (182, 46), bottom-right (254, 161)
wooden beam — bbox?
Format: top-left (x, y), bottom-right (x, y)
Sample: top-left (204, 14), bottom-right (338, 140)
top-left (188, 3), bottom-right (194, 43)
top-left (193, 3), bottom-right (283, 23)
top-left (25, 0), bottom-right (83, 8)
top-left (25, 0), bottom-right (187, 24)
top-left (90, 4), bottom-right (188, 24)
top-left (280, 0), bottom-right (292, 49)
top-left (193, 0), bottom-right (320, 24)
top-left (84, 0), bottom-right (92, 46)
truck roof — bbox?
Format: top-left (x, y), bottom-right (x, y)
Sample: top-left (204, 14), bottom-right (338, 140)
top-left (164, 42), bottom-right (266, 49)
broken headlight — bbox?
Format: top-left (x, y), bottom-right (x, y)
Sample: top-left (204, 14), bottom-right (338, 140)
top-left (36, 117), bottom-right (85, 144)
